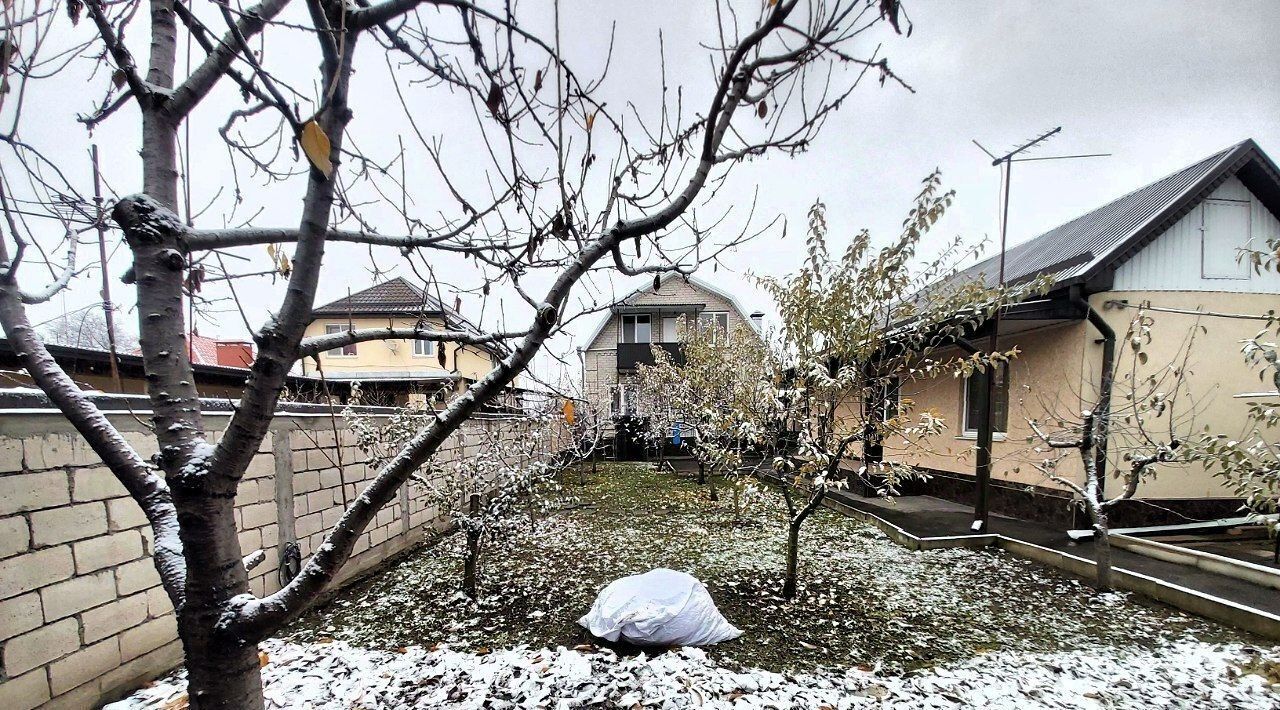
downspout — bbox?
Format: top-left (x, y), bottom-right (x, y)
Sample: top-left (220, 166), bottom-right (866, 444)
top-left (1079, 297), bottom-right (1116, 495)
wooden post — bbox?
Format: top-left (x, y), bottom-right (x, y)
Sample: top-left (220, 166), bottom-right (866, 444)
top-left (91, 146), bottom-right (123, 393)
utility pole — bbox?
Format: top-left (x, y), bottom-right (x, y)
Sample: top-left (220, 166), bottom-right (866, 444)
top-left (968, 128), bottom-right (1109, 532)
top-left (91, 146), bottom-right (124, 393)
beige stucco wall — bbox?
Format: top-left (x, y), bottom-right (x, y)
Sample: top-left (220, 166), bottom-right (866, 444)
top-left (886, 289), bottom-right (1277, 500)
top-left (300, 316), bottom-right (496, 384)
top-left (887, 321), bottom-right (1092, 491)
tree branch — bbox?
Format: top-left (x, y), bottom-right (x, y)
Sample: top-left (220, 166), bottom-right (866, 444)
top-left (0, 260), bottom-right (187, 607)
top-left (166, 0), bottom-right (294, 119)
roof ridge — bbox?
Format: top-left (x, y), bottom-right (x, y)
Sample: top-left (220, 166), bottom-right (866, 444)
top-left (961, 140), bottom-right (1248, 277)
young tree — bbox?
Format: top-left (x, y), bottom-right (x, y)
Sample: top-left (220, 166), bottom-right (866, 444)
top-left (347, 400), bottom-right (562, 598)
top-left (0, 1), bottom-right (911, 705)
top-left (1026, 305), bottom-right (1197, 590)
top-left (637, 318), bottom-right (780, 514)
top-left (759, 180), bottom-right (1046, 600)
top-left (562, 397), bottom-right (608, 484)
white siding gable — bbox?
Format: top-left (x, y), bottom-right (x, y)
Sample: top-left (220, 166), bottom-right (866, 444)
top-left (1113, 176), bottom-right (1280, 293)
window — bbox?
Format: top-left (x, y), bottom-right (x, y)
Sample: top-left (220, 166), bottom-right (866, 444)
top-left (697, 311), bottom-right (729, 343)
top-left (621, 314), bottom-right (652, 344)
top-left (661, 316), bottom-right (680, 342)
top-left (325, 324), bottom-right (357, 356)
top-left (1201, 199), bottom-right (1251, 280)
top-left (873, 378), bottom-right (902, 423)
top-left (963, 364), bottom-right (1008, 435)
top-left (611, 384), bottom-right (637, 415)
top-left (413, 338), bottom-right (435, 357)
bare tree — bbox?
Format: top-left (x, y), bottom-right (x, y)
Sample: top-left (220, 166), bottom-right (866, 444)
top-left (1026, 305), bottom-right (1198, 590)
top-left (39, 307), bottom-right (139, 351)
top-left (0, 0), bottom-right (912, 705)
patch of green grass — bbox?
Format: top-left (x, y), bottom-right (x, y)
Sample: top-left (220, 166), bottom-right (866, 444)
top-left (286, 462), bottom-right (1257, 673)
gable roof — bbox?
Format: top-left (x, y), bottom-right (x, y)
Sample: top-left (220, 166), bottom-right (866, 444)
top-left (581, 272), bottom-right (757, 349)
top-left (950, 138), bottom-right (1280, 293)
top-left (312, 277), bottom-right (503, 357)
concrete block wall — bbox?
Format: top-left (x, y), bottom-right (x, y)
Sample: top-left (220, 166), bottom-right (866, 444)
top-left (0, 408), bottom-right (548, 710)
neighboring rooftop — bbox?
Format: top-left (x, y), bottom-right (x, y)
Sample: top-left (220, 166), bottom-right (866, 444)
top-left (952, 138), bottom-right (1280, 292)
top-left (312, 276), bottom-right (453, 317)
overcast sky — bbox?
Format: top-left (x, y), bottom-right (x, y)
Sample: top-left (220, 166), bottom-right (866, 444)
top-left (15, 0), bottom-right (1280, 389)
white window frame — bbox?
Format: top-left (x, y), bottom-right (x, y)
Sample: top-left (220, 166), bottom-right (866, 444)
top-left (611, 383), bottom-right (638, 416)
top-left (412, 338), bottom-right (436, 357)
top-left (697, 311), bottom-right (729, 344)
top-left (325, 324), bottom-right (357, 357)
top-left (962, 364), bottom-right (1008, 437)
top-left (620, 314), bottom-right (652, 344)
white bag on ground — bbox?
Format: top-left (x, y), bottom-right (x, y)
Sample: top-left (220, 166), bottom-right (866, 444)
top-left (578, 568), bottom-right (742, 646)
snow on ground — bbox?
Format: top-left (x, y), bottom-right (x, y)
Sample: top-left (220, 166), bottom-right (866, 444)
top-left (285, 464), bottom-right (1254, 674)
top-left (112, 636), bottom-right (1279, 709)
top-left (113, 464), bottom-right (1280, 708)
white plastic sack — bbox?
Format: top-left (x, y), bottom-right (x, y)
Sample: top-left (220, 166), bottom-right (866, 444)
top-left (578, 568), bottom-right (742, 646)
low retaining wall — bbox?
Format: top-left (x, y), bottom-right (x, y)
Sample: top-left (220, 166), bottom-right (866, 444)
top-left (0, 403), bottom-right (546, 709)
top-left (819, 495), bottom-right (1280, 642)
top-left (1110, 534), bottom-right (1280, 591)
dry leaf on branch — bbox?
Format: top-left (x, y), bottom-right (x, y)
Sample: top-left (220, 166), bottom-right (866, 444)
top-left (300, 120), bottom-right (333, 177)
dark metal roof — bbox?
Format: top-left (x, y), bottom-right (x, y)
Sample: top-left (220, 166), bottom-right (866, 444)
top-left (950, 138), bottom-right (1280, 293)
top-left (311, 277), bottom-right (507, 358)
top-left (312, 276), bottom-right (449, 316)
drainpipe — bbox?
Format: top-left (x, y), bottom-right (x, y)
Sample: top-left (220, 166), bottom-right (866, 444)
top-left (1076, 292), bottom-right (1116, 496)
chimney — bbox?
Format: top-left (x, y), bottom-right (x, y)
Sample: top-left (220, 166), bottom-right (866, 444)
top-left (215, 340), bottom-right (254, 368)
top-left (750, 311), bottom-right (765, 332)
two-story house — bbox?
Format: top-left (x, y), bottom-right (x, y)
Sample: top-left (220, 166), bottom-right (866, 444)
top-left (301, 277), bottom-right (507, 406)
top-left (580, 273), bottom-right (763, 432)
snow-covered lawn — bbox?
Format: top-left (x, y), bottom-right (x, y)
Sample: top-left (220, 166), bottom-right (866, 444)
top-left (116, 636), bottom-right (1279, 709)
top-left (116, 462), bottom-right (1280, 708)
top-left (285, 463), bottom-right (1258, 673)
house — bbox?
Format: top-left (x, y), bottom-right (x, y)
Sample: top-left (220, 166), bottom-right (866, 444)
top-left (0, 338), bottom-right (314, 400)
top-left (301, 277), bottom-right (509, 406)
top-left (882, 138), bottom-right (1280, 528)
top-left (579, 273), bottom-right (763, 448)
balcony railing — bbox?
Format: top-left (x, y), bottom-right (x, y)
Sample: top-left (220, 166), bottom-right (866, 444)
top-left (617, 341), bottom-right (684, 370)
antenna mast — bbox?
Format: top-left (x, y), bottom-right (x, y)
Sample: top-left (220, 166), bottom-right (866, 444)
top-left (967, 128), bottom-right (1110, 532)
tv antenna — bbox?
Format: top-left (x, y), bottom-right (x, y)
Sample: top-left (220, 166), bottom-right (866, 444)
top-left (967, 127), bottom-right (1110, 532)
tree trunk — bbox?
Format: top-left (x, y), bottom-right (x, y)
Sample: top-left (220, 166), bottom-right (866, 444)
top-left (181, 629), bottom-right (264, 709)
top-left (697, 461), bottom-right (706, 484)
top-left (708, 466), bottom-right (718, 502)
top-left (1094, 515), bottom-right (1113, 591)
top-left (463, 494), bottom-right (481, 599)
top-left (782, 519), bottom-right (801, 600)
